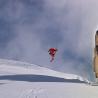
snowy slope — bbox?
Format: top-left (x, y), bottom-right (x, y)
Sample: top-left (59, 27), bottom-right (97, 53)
top-left (0, 59), bottom-right (98, 98)
top-left (0, 59), bottom-right (88, 82)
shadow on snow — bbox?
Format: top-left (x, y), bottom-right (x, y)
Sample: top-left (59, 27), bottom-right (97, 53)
top-left (0, 74), bottom-right (85, 83)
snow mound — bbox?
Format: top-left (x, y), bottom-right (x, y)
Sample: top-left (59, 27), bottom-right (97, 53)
top-left (0, 59), bottom-right (89, 83)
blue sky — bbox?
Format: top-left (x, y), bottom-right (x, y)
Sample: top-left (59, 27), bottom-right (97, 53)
top-left (0, 0), bottom-right (98, 79)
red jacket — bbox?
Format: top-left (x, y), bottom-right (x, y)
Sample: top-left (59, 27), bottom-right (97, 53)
top-left (48, 48), bottom-right (57, 54)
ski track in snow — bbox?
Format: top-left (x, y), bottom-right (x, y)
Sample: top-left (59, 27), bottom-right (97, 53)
top-left (19, 88), bottom-right (46, 98)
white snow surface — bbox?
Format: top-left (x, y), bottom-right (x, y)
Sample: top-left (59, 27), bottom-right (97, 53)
top-left (0, 59), bottom-right (87, 82)
top-left (0, 59), bottom-right (98, 98)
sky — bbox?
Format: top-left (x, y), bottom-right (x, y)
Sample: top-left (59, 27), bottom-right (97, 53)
top-left (0, 0), bottom-right (98, 79)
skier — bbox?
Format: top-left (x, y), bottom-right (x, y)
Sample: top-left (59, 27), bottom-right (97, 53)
top-left (48, 48), bottom-right (58, 62)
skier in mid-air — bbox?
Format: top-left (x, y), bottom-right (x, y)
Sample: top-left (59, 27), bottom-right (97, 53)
top-left (48, 48), bottom-right (58, 62)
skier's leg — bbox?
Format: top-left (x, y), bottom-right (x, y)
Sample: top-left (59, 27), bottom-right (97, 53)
top-left (50, 54), bottom-right (55, 62)
top-left (50, 57), bottom-right (54, 62)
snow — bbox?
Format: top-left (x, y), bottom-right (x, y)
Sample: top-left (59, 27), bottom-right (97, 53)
top-left (0, 59), bottom-right (98, 98)
top-left (0, 59), bottom-right (88, 82)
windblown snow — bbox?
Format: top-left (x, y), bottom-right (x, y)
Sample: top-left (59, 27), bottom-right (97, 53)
top-left (0, 59), bottom-right (98, 98)
top-left (0, 59), bottom-right (88, 82)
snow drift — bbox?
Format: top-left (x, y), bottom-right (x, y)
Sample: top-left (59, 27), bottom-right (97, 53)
top-left (0, 59), bottom-right (89, 83)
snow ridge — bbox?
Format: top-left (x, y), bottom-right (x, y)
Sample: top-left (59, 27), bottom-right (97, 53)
top-left (0, 59), bottom-right (89, 83)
